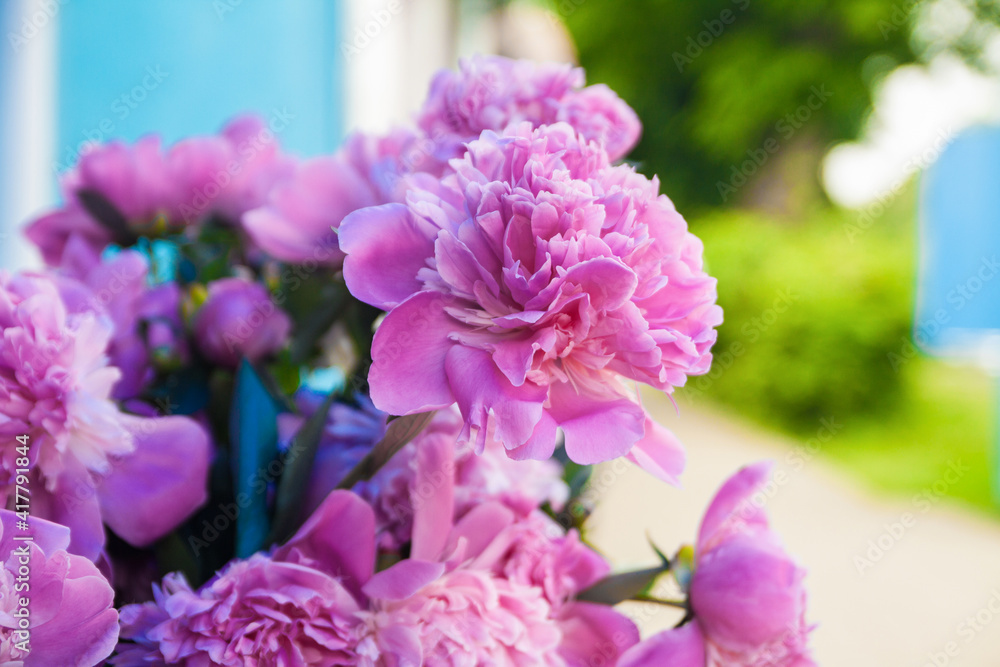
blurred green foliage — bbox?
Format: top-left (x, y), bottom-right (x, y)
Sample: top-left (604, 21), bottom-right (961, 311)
top-left (683, 201), bottom-right (915, 430)
top-left (558, 0), bottom-right (1000, 212)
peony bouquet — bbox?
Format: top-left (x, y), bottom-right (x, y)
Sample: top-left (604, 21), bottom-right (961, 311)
top-left (0, 55), bottom-right (815, 666)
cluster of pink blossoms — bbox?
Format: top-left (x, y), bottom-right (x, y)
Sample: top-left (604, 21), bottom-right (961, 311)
top-left (0, 54), bottom-right (815, 666)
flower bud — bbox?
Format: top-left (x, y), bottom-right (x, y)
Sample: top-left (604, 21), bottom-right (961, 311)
top-left (193, 277), bottom-right (291, 366)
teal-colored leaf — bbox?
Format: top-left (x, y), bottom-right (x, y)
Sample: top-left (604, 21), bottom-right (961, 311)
top-left (230, 360), bottom-right (283, 558)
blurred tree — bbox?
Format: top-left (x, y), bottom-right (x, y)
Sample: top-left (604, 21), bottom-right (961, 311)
top-left (534, 0), bottom-right (1000, 214)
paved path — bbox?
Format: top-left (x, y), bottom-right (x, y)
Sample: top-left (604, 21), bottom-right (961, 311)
top-left (588, 392), bottom-right (1000, 666)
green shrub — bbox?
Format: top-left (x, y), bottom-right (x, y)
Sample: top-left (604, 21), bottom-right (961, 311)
top-left (680, 199), bottom-right (917, 434)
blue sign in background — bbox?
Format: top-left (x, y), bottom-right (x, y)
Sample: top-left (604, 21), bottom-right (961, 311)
top-left (918, 125), bottom-right (1000, 357)
top-left (55, 0), bottom-right (344, 176)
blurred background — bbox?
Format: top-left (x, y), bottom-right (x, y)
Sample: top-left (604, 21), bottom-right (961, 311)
top-left (5, 0), bottom-right (1000, 663)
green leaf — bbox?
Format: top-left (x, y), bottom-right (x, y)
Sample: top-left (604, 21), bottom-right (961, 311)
top-left (576, 564), bottom-right (671, 606)
top-left (336, 411), bottom-right (436, 489)
top-left (268, 389), bottom-right (338, 546)
top-left (230, 360), bottom-right (283, 558)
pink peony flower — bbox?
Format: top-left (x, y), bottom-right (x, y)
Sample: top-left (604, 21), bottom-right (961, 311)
top-left (620, 462), bottom-right (816, 667)
top-left (168, 115), bottom-right (296, 226)
top-left (0, 271), bottom-right (211, 558)
top-left (340, 127), bottom-right (449, 203)
top-left (359, 568), bottom-right (565, 666)
top-left (279, 394), bottom-right (568, 551)
top-left (0, 510), bottom-right (118, 666)
top-left (115, 491), bottom-right (376, 667)
top-left (193, 277), bottom-right (291, 367)
top-left (241, 126), bottom-right (449, 266)
top-left (340, 122), bottom-right (720, 476)
top-left (416, 55), bottom-right (642, 162)
top-left (26, 116), bottom-right (294, 266)
top-left (357, 504), bottom-right (639, 666)
top-left (241, 152), bottom-right (379, 266)
top-left (354, 433), bottom-right (638, 666)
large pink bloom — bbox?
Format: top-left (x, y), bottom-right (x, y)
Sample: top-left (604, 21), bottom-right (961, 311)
top-left (0, 272), bottom-right (211, 559)
top-left (115, 492), bottom-right (375, 666)
top-left (417, 54), bottom-right (642, 161)
top-left (354, 432), bottom-right (638, 666)
top-left (26, 116), bottom-right (294, 266)
top-left (340, 122), bottom-right (720, 475)
top-left (0, 510), bottom-right (118, 666)
top-left (619, 463), bottom-right (816, 667)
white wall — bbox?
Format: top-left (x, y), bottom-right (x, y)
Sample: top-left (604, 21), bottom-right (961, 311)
top-left (1, 0), bottom-right (56, 270)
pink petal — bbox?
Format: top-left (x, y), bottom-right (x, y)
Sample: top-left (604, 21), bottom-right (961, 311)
top-left (625, 417), bottom-right (686, 487)
top-left (697, 461), bottom-right (774, 553)
top-left (274, 490), bottom-right (377, 599)
top-left (98, 415), bottom-right (211, 548)
top-left (691, 533), bottom-right (808, 652)
top-left (561, 256), bottom-right (638, 312)
top-left (504, 411), bottom-right (559, 461)
top-left (557, 602), bottom-right (640, 666)
top-left (489, 328), bottom-right (556, 388)
top-left (362, 559), bottom-right (446, 601)
top-left (33, 460), bottom-right (105, 561)
top-left (340, 203), bottom-right (436, 309)
top-left (546, 381), bottom-right (645, 464)
top-left (448, 502), bottom-right (516, 563)
top-left (617, 622), bottom-right (706, 667)
top-left (368, 291), bottom-right (460, 415)
top-left (243, 155), bottom-right (374, 264)
top-left (27, 553), bottom-right (119, 667)
top-left (410, 432), bottom-right (456, 561)
top-left (0, 510), bottom-right (69, 558)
